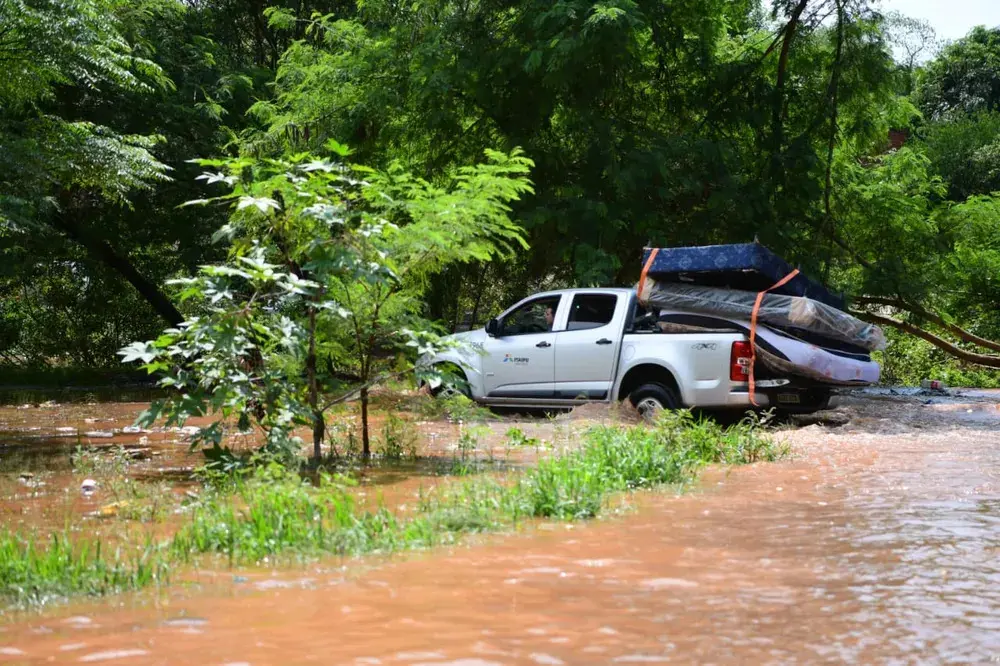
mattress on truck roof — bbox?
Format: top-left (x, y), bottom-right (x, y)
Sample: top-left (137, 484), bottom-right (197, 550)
top-left (640, 243), bottom-right (845, 309)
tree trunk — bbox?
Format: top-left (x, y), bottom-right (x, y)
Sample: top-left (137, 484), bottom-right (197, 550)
top-left (425, 272), bottom-right (451, 323)
top-left (771, 0), bottom-right (809, 157)
top-left (306, 305), bottom-right (324, 462)
top-left (51, 214), bottom-right (184, 327)
top-left (360, 387), bottom-right (371, 460)
top-left (821, 1), bottom-right (845, 282)
top-left (468, 265), bottom-right (487, 330)
top-left (312, 410), bottom-right (325, 462)
top-left (448, 266), bottom-right (464, 333)
top-left (823, 2), bottom-right (845, 220)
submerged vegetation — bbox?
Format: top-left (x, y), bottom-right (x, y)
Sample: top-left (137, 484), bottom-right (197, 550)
top-left (0, 410), bottom-right (782, 609)
top-left (0, 532), bottom-right (166, 609)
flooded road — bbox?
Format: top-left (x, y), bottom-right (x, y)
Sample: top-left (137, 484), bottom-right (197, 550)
top-left (2, 393), bottom-right (1000, 663)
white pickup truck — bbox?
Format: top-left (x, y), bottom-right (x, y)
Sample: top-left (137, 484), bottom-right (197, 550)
top-left (423, 288), bottom-right (834, 416)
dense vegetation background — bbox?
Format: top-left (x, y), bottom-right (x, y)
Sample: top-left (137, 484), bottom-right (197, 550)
top-left (2, 0), bottom-right (999, 386)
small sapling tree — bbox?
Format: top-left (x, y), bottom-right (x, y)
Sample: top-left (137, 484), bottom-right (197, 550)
top-left (120, 144), bottom-right (532, 464)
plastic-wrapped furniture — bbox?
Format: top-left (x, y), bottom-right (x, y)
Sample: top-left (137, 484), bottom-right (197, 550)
top-left (638, 281), bottom-right (885, 352)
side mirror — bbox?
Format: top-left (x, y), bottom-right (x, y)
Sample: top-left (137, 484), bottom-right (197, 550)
top-left (485, 318), bottom-right (500, 337)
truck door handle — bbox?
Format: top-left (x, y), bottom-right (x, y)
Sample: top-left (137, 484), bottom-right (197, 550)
top-left (596, 338), bottom-right (613, 345)
top-left (536, 341), bottom-right (551, 348)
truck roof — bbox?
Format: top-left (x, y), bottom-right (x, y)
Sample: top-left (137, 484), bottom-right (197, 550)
top-left (531, 287), bottom-right (635, 299)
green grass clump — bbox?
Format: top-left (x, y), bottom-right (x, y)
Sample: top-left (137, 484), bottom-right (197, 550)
top-left (506, 410), bottom-right (781, 519)
top-left (505, 426), bottom-right (541, 448)
top-left (172, 465), bottom-right (408, 563)
top-left (0, 532), bottom-right (166, 609)
top-left (410, 392), bottom-right (494, 422)
top-left (374, 414), bottom-right (419, 461)
top-left (173, 410), bottom-right (783, 563)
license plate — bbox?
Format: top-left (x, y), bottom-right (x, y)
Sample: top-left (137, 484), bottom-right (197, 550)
top-left (776, 393), bottom-right (801, 405)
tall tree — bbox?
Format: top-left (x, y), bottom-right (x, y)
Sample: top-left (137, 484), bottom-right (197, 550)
top-left (917, 26), bottom-right (1000, 120)
top-left (0, 0), bottom-right (177, 335)
top-left (0, 0), bottom-right (269, 364)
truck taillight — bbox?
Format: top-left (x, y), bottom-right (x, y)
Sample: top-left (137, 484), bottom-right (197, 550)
top-left (730, 340), bottom-right (752, 382)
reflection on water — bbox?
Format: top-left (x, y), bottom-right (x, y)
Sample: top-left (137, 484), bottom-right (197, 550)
top-left (1, 395), bottom-right (1000, 663)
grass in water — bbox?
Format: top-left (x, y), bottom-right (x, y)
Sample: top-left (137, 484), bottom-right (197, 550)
top-left (0, 410), bottom-right (783, 606)
top-left (171, 466), bottom-right (420, 564)
top-left (172, 410), bottom-right (782, 562)
top-left (0, 532), bottom-right (167, 609)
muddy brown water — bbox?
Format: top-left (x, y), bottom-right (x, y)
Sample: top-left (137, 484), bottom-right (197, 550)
top-left (0, 400), bottom-right (566, 529)
top-left (1, 393), bottom-right (1000, 663)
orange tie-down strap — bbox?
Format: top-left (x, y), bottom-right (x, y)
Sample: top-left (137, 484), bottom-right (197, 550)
top-left (637, 248), bottom-right (660, 302)
top-left (749, 268), bottom-right (800, 407)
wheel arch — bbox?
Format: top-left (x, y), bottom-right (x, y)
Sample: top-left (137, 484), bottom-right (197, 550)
top-left (616, 363), bottom-right (683, 404)
top-left (422, 360), bottom-right (470, 386)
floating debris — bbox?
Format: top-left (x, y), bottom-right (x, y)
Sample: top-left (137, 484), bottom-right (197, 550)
top-left (91, 500), bottom-right (131, 518)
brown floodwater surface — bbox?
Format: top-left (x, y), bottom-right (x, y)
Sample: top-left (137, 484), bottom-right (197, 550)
top-left (2, 393), bottom-right (1000, 663)
top-left (0, 400), bottom-right (554, 529)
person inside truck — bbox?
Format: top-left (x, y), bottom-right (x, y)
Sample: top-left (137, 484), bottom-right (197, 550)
top-left (544, 306), bottom-right (554, 330)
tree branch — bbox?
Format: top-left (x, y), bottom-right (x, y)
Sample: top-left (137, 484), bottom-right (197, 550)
top-left (852, 310), bottom-right (1000, 368)
top-left (697, 24), bottom-right (788, 133)
top-left (855, 296), bottom-right (1000, 354)
top-left (318, 368), bottom-right (415, 412)
top-left (51, 209), bottom-right (184, 327)
top-left (794, 214), bottom-right (875, 270)
top-left (425, 116), bottom-right (485, 178)
top-left (823, 1), bottom-right (844, 221)
top-left (821, 0), bottom-right (845, 282)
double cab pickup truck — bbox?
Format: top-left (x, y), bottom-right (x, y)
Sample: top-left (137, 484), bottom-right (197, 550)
top-left (422, 288), bottom-right (834, 417)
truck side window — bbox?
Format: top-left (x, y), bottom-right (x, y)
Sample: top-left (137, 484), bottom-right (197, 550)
top-left (566, 294), bottom-right (617, 331)
top-left (500, 296), bottom-right (561, 336)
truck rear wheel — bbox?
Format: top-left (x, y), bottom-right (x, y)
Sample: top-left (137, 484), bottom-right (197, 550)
top-left (629, 383), bottom-right (680, 420)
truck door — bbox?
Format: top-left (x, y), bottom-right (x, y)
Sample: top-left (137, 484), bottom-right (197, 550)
top-left (553, 293), bottom-right (623, 399)
top-left (482, 295), bottom-right (562, 397)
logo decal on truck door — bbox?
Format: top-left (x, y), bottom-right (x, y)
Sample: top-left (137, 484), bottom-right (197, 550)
top-left (503, 354), bottom-right (529, 365)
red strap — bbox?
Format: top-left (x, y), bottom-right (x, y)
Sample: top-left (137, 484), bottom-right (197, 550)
top-left (749, 269), bottom-right (800, 406)
top-left (637, 248), bottom-right (659, 302)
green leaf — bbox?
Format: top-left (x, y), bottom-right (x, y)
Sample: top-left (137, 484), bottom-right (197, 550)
top-left (237, 196), bottom-right (281, 214)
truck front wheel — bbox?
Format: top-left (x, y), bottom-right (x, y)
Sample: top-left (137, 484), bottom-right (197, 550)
top-left (428, 363), bottom-right (472, 399)
top-left (629, 383), bottom-right (680, 420)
